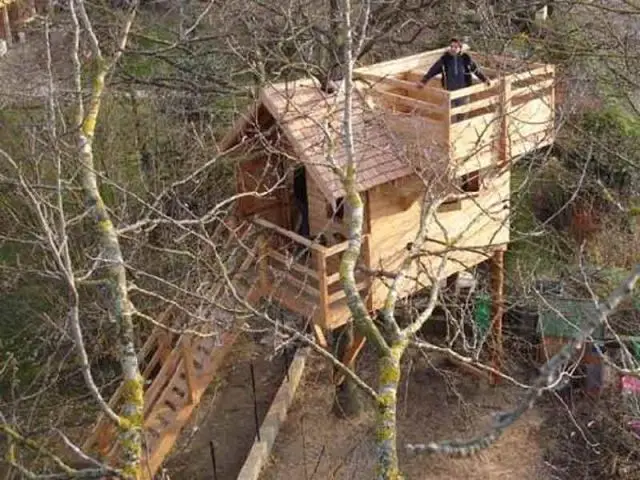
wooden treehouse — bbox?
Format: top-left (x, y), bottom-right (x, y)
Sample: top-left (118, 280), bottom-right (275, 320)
top-left (223, 46), bottom-right (556, 346)
top-left (82, 46), bottom-right (556, 479)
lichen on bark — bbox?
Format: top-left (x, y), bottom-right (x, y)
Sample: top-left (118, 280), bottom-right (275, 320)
top-left (76, 55), bottom-right (144, 477)
top-left (375, 345), bottom-right (406, 480)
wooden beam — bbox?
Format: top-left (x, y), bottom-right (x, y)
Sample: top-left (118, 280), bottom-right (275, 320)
top-left (236, 348), bottom-right (308, 480)
top-left (354, 46), bottom-right (450, 77)
top-left (273, 270), bottom-right (321, 298)
top-left (489, 249), bottom-right (505, 385)
top-left (511, 78), bottom-right (554, 98)
top-left (355, 72), bottom-right (448, 100)
top-left (450, 81), bottom-right (498, 100)
top-left (507, 65), bottom-right (554, 84)
top-left (253, 216), bottom-right (323, 252)
top-left (450, 94), bottom-right (501, 116)
top-left (367, 88), bottom-right (446, 116)
top-left (267, 248), bottom-right (319, 279)
top-left (323, 239), bottom-right (350, 257)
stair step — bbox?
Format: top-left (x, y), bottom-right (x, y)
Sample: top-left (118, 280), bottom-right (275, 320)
top-left (171, 384), bottom-right (186, 398)
top-left (164, 399), bottom-right (178, 412)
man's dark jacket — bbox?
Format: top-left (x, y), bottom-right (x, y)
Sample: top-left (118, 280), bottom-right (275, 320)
top-left (421, 52), bottom-right (488, 91)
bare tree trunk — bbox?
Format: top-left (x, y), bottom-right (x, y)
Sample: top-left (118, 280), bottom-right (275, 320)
top-left (70, 0), bottom-right (143, 473)
top-left (375, 348), bottom-right (404, 480)
top-left (337, 0), bottom-right (404, 476)
top-left (77, 66), bottom-right (144, 476)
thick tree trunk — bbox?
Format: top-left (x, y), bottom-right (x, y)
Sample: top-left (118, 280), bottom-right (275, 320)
top-left (78, 64), bottom-right (144, 478)
top-left (375, 349), bottom-right (403, 480)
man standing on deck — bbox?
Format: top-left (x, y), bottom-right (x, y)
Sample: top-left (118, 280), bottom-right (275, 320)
top-left (417, 38), bottom-right (491, 121)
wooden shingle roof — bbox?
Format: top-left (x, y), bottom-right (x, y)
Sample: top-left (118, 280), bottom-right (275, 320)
top-left (259, 78), bottom-right (411, 202)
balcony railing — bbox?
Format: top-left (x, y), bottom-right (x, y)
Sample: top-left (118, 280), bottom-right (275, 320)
top-left (252, 217), bottom-right (370, 328)
top-left (356, 56), bottom-right (555, 174)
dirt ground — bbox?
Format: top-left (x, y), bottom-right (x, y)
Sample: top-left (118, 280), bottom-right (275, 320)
top-left (164, 332), bottom-right (287, 480)
top-left (260, 345), bottom-right (551, 480)
top-left (0, 25), bottom-right (73, 106)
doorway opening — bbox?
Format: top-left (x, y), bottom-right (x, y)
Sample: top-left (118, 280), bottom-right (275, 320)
top-left (292, 166), bottom-right (310, 237)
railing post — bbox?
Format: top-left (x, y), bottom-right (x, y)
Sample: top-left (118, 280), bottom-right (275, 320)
top-left (444, 91), bottom-right (452, 165)
top-left (499, 76), bottom-right (511, 167)
top-left (180, 335), bottom-right (196, 404)
top-left (315, 250), bottom-right (329, 328)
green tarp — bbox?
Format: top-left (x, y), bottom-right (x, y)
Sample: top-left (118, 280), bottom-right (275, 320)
top-left (537, 297), bottom-right (604, 340)
top-left (474, 293), bottom-right (491, 337)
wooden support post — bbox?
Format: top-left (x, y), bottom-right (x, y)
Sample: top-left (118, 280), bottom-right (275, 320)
top-left (180, 336), bottom-right (197, 404)
top-left (489, 249), bottom-right (505, 385)
top-left (1, 7), bottom-right (11, 46)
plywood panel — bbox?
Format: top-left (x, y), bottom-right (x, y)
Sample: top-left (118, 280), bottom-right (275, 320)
top-left (509, 96), bottom-right (552, 140)
top-left (455, 145), bottom-right (498, 177)
top-left (306, 174), bottom-right (328, 237)
top-left (367, 170), bottom-right (510, 309)
top-left (237, 155), bottom-right (287, 226)
top-left (450, 112), bottom-right (500, 162)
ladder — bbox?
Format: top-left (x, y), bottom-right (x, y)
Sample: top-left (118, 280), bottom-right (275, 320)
top-left (82, 220), bottom-right (258, 478)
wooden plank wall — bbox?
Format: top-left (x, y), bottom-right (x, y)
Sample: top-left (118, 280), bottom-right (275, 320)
top-left (306, 172), bottom-right (328, 237)
top-left (367, 169), bottom-right (510, 308)
top-left (236, 155), bottom-right (288, 227)
top-left (450, 111), bottom-right (501, 175)
top-left (509, 93), bottom-right (554, 157)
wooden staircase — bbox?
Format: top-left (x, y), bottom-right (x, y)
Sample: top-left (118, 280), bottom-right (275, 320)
top-left (82, 220), bottom-right (258, 479)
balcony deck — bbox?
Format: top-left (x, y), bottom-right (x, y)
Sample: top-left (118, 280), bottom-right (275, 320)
top-left (355, 50), bottom-right (555, 175)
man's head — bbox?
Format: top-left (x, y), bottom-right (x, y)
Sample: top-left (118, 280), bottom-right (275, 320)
top-left (449, 38), bottom-right (462, 55)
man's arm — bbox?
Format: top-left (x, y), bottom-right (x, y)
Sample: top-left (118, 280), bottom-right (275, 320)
top-left (468, 57), bottom-right (490, 85)
top-left (418, 57), bottom-right (444, 87)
